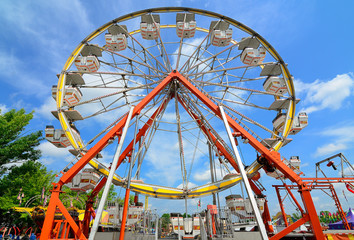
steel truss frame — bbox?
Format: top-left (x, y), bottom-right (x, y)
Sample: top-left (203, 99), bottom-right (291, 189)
top-left (40, 71), bottom-right (324, 240)
top-left (274, 176), bottom-right (354, 234)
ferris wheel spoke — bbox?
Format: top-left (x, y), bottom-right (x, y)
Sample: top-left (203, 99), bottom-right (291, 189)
top-left (126, 44), bottom-right (167, 78)
top-left (71, 71), bottom-right (162, 79)
top-left (178, 32), bottom-right (211, 73)
top-left (182, 77), bottom-right (273, 139)
top-left (178, 93), bottom-right (237, 166)
top-left (181, 41), bottom-right (213, 75)
top-left (221, 95), bottom-right (264, 110)
top-left (179, 20), bottom-right (227, 74)
top-left (186, 62), bottom-right (275, 78)
top-left (192, 80), bottom-right (284, 97)
top-left (175, 21), bottom-right (188, 70)
top-left (123, 29), bottom-right (170, 73)
top-left (100, 49), bottom-right (166, 77)
top-left (154, 28), bottom-right (172, 71)
top-left (72, 83), bottom-right (155, 107)
top-left (183, 39), bottom-right (239, 74)
top-left (185, 40), bottom-right (217, 76)
top-left (206, 47), bottom-right (241, 72)
top-left (81, 97), bottom-right (145, 120)
top-left (221, 103), bottom-right (276, 137)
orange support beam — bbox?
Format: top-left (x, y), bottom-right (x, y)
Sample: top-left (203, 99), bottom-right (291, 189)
top-left (82, 97), bottom-right (171, 233)
top-left (41, 73), bottom-right (175, 240)
top-left (176, 72), bottom-right (302, 184)
top-left (178, 89), bottom-right (274, 233)
top-left (59, 73), bottom-right (175, 186)
top-left (119, 189), bottom-right (131, 240)
top-left (41, 70), bottom-right (326, 239)
top-left (174, 71), bottom-right (324, 239)
top-left (300, 187), bottom-right (325, 239)
top-left (40, 183), bottom-right (63, 240)
top-left (275, 186), bottom-right (289, 227)
top-left (270, 215), bottom-right (309, 240)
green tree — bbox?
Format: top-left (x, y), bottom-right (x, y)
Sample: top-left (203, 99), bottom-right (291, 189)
top-left (0, 161), bottom-right (56, 210)
top-left (60, 185), bottom-right (89, 209)
top-left (0, 109), bottom-right (42, 176)
top-left (97, 184), bottom-right (118, 204)
top-left (160, 213), bottom-right (171, 232)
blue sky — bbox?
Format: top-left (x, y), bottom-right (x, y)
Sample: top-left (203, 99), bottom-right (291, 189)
top-left (1, 0), bottom-right (354, 217)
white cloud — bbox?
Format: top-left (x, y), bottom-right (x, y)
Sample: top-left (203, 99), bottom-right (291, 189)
top-left (0, 0), bottom-right (93, 98)
top-left (35, 97), bottom-right (56, 120)
top-left (295, 73), bottom-right (354, 114)
top-left (314, 125), bottom-right (354, 157)
top-left (315, 143), bottom-right (347, 157)
top-left (38, 141), bottom-right (72, 165)
top-left (194, 167), bottom-right (229, 182)
top-left (39, 141), bottom-right (70, 158)
top-left (177, 182), bottom-right (197, 189)
top-left (301, 162), bottom-right (309, 168)
top-left (0, 51), bottom-right (48, 96)
top-left (172, 37), bottom-right (206, 70)
top-left (343, 166), bottom-right (354, 177)
top-left (0, 104), bottom-right (8, 114)
top-left (194, 169), bottom-right (212, 182)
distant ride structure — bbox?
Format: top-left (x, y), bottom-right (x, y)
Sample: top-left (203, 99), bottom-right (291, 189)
top-left (39, 7), bottom-right (346, 240)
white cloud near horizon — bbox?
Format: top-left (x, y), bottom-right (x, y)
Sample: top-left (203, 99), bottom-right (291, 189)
top-left (0, 104), bottom-right (8, 114)
top-left (0, 0), bottom-right (94, 99)
top-left (314, 124), bottom-right (354, 157)
top-left (38, 141), bottom-right (72, 165)
top-left (294, 73), bottom-right (354, 114)
top-left (35, 97), bottom-right (57, 120)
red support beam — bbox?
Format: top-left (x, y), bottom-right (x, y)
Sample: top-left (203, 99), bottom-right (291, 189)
top-left (82, 97), bottom-right (171, 232)
top-left (262, 200), bottom-right (274, 233)
top-left (40, 183), bottom-right (62, 240)
top-left (178, 88), bottom-right (274, 232)
top-left (82, 199), bottom-right (94, 237)
top-left (174, 72), bottom-right (324, 239)
top-left (275, 186), bottom-right (288, 227)
top-left (284, 184), bottom-right (305, 214)
top-left (59, 73), bottom-right (175, 186)
top-left (41, 73), bottom-right (175, 240)
top-left (270, 215), bottom-right (309, 240)
top-left (176, 72), bottom-right (303, 184)
top-left (177, 95), bottom-right (240, 172)
top-left (299, 186), bottom-right (325, 239)
top-left (119, 189), bottom-right (131, 240)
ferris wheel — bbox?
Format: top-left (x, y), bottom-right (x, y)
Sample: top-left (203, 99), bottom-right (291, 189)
top-left (45, 7), bottom-right (308, 200)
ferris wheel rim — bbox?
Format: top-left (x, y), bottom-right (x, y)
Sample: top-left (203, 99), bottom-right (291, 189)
top-left (54, 7), bottom-right (297, 199)
top-left (57, 7), bottom-right (295, 153)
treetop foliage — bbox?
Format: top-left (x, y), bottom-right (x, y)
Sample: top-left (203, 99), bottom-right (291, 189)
top-left (0, 160), bottom-right (56, 210)
top-left (0, 109), bottom-right (43, 176)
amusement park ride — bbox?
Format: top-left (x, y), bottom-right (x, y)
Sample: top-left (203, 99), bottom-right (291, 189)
top-left (39, 7), bottom-right (354, 240)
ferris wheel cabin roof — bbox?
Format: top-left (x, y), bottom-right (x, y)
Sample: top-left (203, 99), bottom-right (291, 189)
top-left (238, 37), bottom-right (261, 50)
top-left (108, 24), bottom-right (128, 35)
top-left (268, 98), bottom-right (300, 111)
top-left (260, 64), bottom-right (282, 76)
top-left (176, 12), bottom-right (195, 22)
top-left (80, 44), bottom-right (102, 57)
top-left (141, 14), bottom-right (160, 24)
top-left (209, 21), bottom-right (230, 31)
top-left (56, 73), bottom-right (85, 86)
